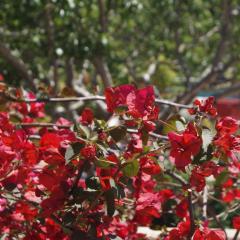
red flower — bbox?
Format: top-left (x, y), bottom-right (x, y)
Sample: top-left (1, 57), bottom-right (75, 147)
top-left (15, 201), bottom-right (38, 221)
top-left (216, 117), bottom-right (238, 135)
top-left (193, 228), bottom-right (205, 240)
top-left (222, 178), bottom-right (233, 188)
top-left (165, 220), bottom-right (190, 240)
top-left (105, 84), bottom-right (135, 112)
top-left (135, 192), bottom-right (161, 225)
top-left (189, 96), bottom-right (217, 116)
top-left (233, 216), bottom-right (240, 230)
top-left (126, 86), bottom-right (159, 120)
top-left (168, 123), bottom-right (202, 171)
top-left (222, 190), bottom-right (235, 203)
top-left (105, 84), bottom-right (159, 120)
top-left (158, 189), bottom-right (174, 203)
top-left (40, 132), bottom-right (61, 149)
top-left (140, 156), bottom-right (161, 175)
top-left (12, 92), bottom-right (45, 118)
top-left (214, 134), bottom-right (240, 161)
top-left (176, 199), bottom-right (188, 218)
top-left (193, 228), bottom-right (226, 240)
top-left (80, 144), bottom-right (97, 160)
top-left (79, 108), bottom-right (94, 125)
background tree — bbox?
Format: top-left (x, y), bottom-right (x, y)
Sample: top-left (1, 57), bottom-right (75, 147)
top-left (0, 0), bottom-right (240, 118)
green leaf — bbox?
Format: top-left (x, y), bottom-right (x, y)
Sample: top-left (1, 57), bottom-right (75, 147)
top-left (175, 120), bottom-right (185, 131)
top-left (85, 177), bottom-right (100, 190)
top-left (74, 124), bottom-right (91, 139)
top-left (105, 188), bottom-right (115, 217)
top-left (122, 159), bottom-right (139, 177)
top-left (115, 184), bottom-right (125, 199)
top-left (141, 129), bottom-right (149, 146)
top-left (62, 212), bottom-right (75, 226)
top-left (162, 115), bottom-right (185, 135)
top-left (65, 142), bottom-right (84, 164)
top-left (109, 126), bottom-right (127, 142)
top-left (215, 171), bottom-right (229, 186)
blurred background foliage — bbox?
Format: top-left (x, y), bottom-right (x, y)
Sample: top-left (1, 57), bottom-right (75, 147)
top-left (1, 0), bottom-right (240, 103)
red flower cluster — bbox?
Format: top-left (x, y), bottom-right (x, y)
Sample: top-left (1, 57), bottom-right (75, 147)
top-left (192, 228), bottom-right (226, 240)
top-left (168, 123), bottom-right (202, 171)
top-left (105, 84), bottom-right (159, 120)
top-left (189, 96), bottom-right (217, 116)
top-left (233, 216), bottom-right (240, 230)
top-left (0, 84), bottom-right (238, 240)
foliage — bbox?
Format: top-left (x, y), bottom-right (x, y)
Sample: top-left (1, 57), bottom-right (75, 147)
top-left (0, 82), bottom-right (239, 239)
top-left (1, 0), bottom-right (240, 102)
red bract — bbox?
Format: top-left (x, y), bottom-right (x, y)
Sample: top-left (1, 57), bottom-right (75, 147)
top-left (168, 123), bottom-right (202, 171)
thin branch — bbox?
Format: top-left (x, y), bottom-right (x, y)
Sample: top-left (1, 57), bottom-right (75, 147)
top-left (4, 93), bottom-right (191, 109)
top-left (15, 122), bottom-right (168, 140)
top-left (173, 0), bottom-right (191, 88)
top-left (0, 43), bottom-right (35, 89)
top-left (164, 170), bottom-right (187, 185)
top-left (202, 185), bottom-right (208, 220)
top-left (207, 207), bottom-right (227, 237)
top-left (214, 82), bottom-right (240, 98)
top-left (233, 230), bottom-right (239, 240)
top-left (92, 56), bottom-right (113, 87)
top-left (45, 1), bottom-right (58, 93)
top-left (65, 58), bottom-right (74, 88)
top-left (69, 161), bottom-right (88, 195)
top-left (17, 122), bottom-right (70, 129)
top-left (177, 0), bottom-right (233, 105)
top-left (98, 0), bottom-right (108, 32)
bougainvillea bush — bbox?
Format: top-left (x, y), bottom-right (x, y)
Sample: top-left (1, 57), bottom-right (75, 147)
top-left (0, 83), bottom-right (239, 240)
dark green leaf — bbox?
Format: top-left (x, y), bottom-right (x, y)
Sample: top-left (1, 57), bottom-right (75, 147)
top-left (109, 126), bottom-right (127, 142)
top-left (122, 159), bottom-right (139, 177)
top-left (105, 188), bottom-right (115, 217)
top-left (215, 171), bottom-right (229, 186)
top-left (85, 177), bottom-right (100, 190)
top-left (65, 142), bottom-right (84, 164)
top-left (74, 124), bottom-right (91, 139)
